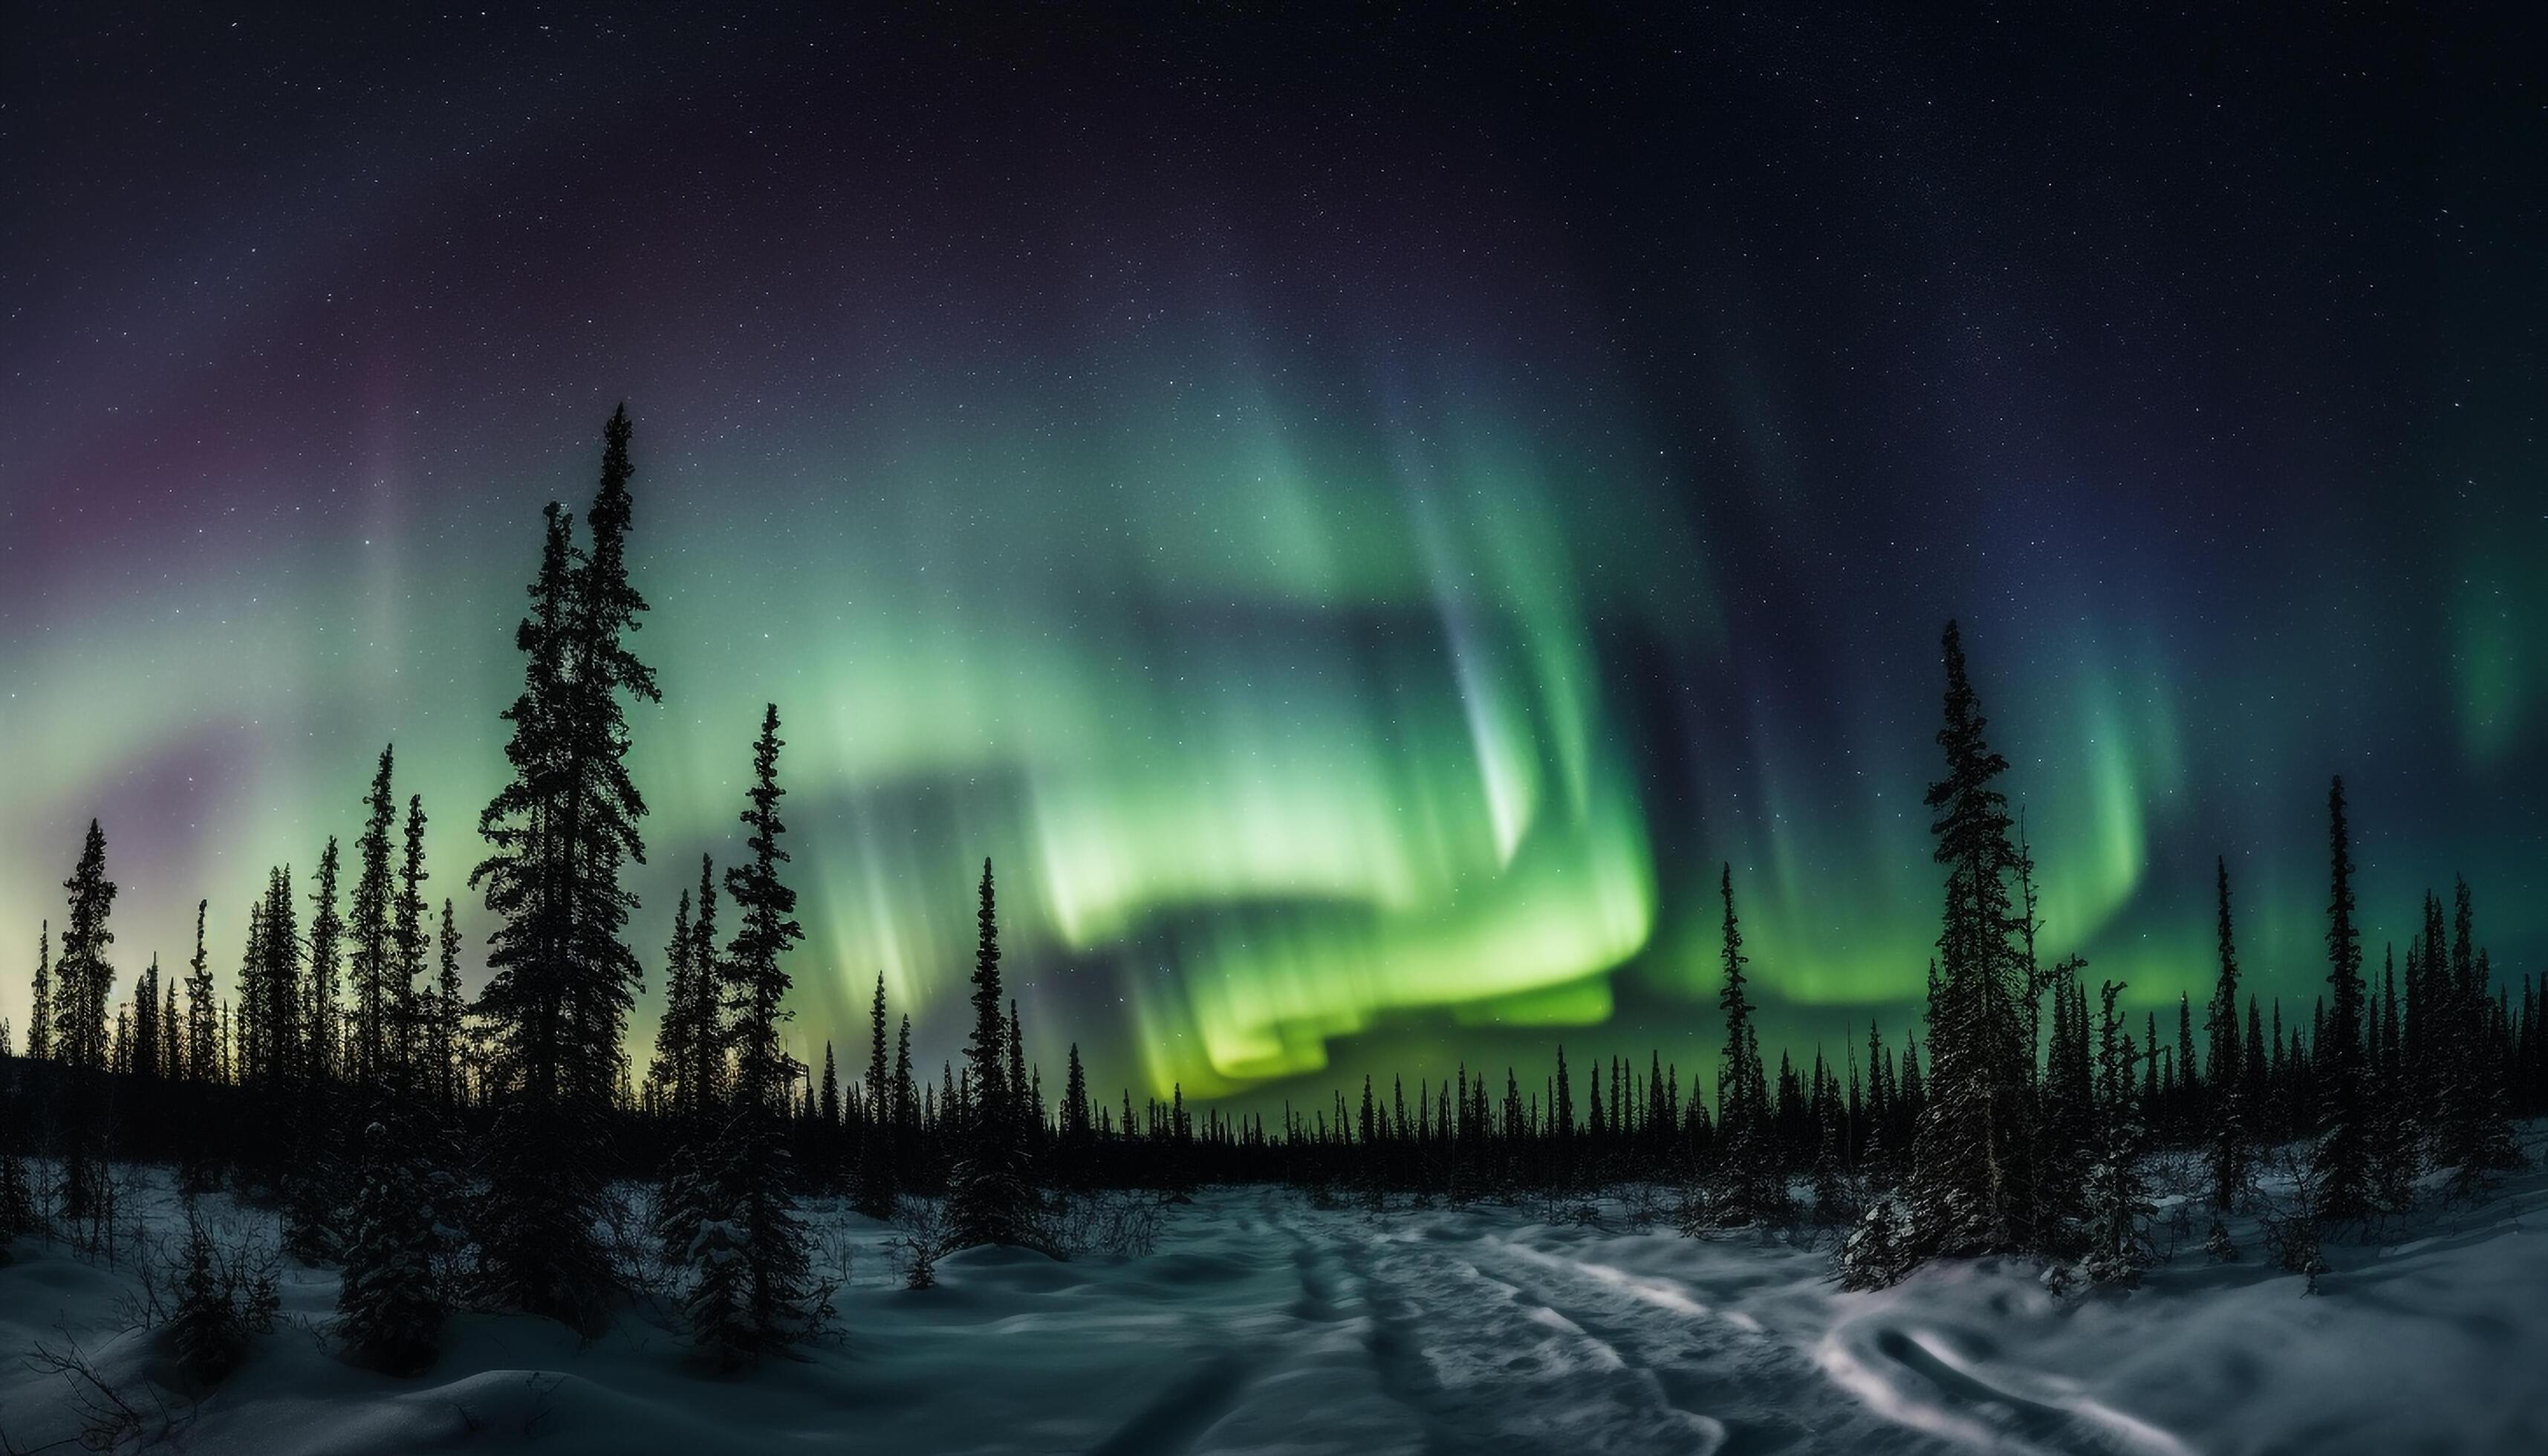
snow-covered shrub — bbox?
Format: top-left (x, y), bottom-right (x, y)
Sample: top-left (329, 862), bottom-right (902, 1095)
top-left (2081, 1151), bottom-right (2152, 1288)
top-left (683, 1212), bottom-right (754, 1370)
top-left (1838, 1196), bottom-right (1914, 1291)
top-left (1043, 1187), bottom-right (1167, 1259)
top-left (2203, 1218), bottom-right (2239, 1264)
top-left (2261, 1202), bottom-right (2327, 1293)
top-left (0, 1151), bottom-right (39, 1250)
top-left (163, 1215), bottom-right (278, 1385)
top-left (335, 1119), bottom-right (447, 1373)
top-left (893, 1196), bottom-right (952, 1290)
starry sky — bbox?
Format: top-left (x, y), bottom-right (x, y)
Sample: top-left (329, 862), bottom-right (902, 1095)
top-left (2, 6), bottom-right (2541, 1102)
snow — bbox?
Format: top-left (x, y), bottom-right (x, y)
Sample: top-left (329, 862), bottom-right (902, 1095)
top-left (6, 1146), bottom-right (2547, 1454)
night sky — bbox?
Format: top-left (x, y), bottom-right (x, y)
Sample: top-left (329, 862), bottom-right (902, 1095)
top-left (3, 7), bottom-right (2541, 1102)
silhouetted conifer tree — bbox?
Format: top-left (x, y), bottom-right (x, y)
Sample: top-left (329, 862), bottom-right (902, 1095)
top-left (678, 703), bottom-right (815, 1358)
top-left (2082, 980), bottom-right (2151, 1286)
top-left (2434, 878), bottom-right (2518, 1192)
top-left (1905, 622), bottom-right (2035, 1259)
top-left (2035, 957), bottom-right (2093, 1240)
top-left (471, 404), bottom-right (658, 1330)
top-left (854, 971), bottom-right (898, 1217)
top-left (337, 1117), bottom-right (446, 1372)
top-left (392, 794), bottom-right (431, 1071)
top-left (54, 821), bottom-right (117, 1221)
top-left (26, 922), bottom-right (51, 1062)
top-left (677, 857), bottom-right (727, 1121)
top-left (949, 859), bottom-right (1038, 1247)
top-left (350, 748), bottom-right (400, 1085)
top-left (432, 900), bottom-right (464, 1110)
top-left (1691, 864), bottom-right (1779, 1228)
top-left (2206, 859), bottom-right (2249, 1211)
top-left (2313, 777), bottom-right (2372, 1221)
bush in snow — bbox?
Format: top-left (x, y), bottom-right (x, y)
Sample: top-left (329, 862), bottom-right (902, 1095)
top-left (0, 1151), bottom-right (39, 1251)
top-left (165, 1214), bottom-right (278, 1386)
top-left (683, 1203), bottom-right (755, 1370)
top-left (2261, 1195), bottom-right (2328, 1293)
top-left (1838, 1196), bottom-right (1915, 1291)
top-left (335, 1118), bottom-right (446, 1373)
top-left (2203, 1217), bottom-right (2239, 1264)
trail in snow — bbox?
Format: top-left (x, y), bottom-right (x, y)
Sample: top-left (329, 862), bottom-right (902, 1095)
top-left (6, 1157), bottom-right (2548, 1453)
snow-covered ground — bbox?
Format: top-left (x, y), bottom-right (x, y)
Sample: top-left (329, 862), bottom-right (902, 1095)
top-left (5, 1148), bottom-right (2546, 1454)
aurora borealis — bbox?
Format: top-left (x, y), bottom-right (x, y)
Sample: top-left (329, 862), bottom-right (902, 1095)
top-left (2, 8), bottom-right (2541, 1104)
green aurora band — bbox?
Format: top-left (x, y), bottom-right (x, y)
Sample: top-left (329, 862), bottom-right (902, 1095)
top-left (1, 335), bottom-right (2539, 1107)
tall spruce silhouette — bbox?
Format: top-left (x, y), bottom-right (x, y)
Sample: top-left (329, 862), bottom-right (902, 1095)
top-left (680, 703), bottom-right (814, 1363)
top-left (432, 899), bottom-right (465, 1110)
top-left (2082, 979), bottom-right (2151, 1285)
top-left (1905, 620), bottom-right (2036, 1258)
top-left (2314, 776), bottom-right (2372, 1221)
top-left (2206, 858), bottom-right (2249, 1210)
top-left (949, 859), bottom-right (1038, 1247)
top-left (470, 404), bottom-right (658, 1328)
top-left (1694, 862), bottom-right (1778, 1226)
top-left (650, 887), bottom-right (701, 1119)
top-left (2434, 878), bottom-right (2518, 1188)
top-left (53, 821), bottom-right (117, 1219)
top-left (306, 838), bottom-right (345, 1085)
top-left (27, 921), bottom-right (52, 1062)
top-left (349, 748), bottom-right (400, 1085)
top-left (856, 970), bottom-right (899, 1217)
top-left (394, 793), bottom-right (431, 1073)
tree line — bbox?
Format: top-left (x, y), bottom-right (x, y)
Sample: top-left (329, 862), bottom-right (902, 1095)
top-left (3, 412), bottom-right (2542, 1385)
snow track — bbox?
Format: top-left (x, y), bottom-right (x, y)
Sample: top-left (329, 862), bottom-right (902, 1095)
top-left (7, 1166), bottom-right (2548, 1453)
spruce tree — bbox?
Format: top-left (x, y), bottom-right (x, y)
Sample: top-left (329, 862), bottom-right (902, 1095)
top-left (650, 889), bottom-right (699, 1118)
top-left (132, 955), bottom-right (160, 1087)
top-left (685, 703), bottom-right (813, 1356)
top-left (181, 900), bottom-right (221, 1189)
top-left (432, 900), bottom-right (465, 1111)
top-left (2434, 878), bottom-right (2518, 1191)
top-left (2205, 858), bottom-right (2249, 1211)
top-left (305, 838), bottom-right (345, 1086)
top-left (1692, 863), bottom-right (1778, 1227)
top-left (2313, 776), bottom-right (2373, 1221)
top-left (27, 923), bottom-right (51, 1062)
top-left (1861, 1020), bottom-right (1892, 1169)
top-left (470, 405), bottom-right (659, 1329)
top-left (817, 1042), bottom-right (842, 1178)
top-left (949, 859), bottom-right (1038, 1248)
top-left (1905, 622), bottom-right (2035, 1258)
top-left (2369, 943), bottom-right (2422, 1211)
top-left (854, 970), bottom-right (899, 1217)
top-left (393, 793), bottom-right (431, 1072)
top-left (55, 822), bottom-right (117, 1221)
top-left (350, 748), bottom-right (400, 1086)
top-left (296, 842), bottom-right (348, 1238)
top-left (53, 822), bottom-right (116, 1073)
top-left (894, 1014), bottom-right (915, 1142)
top-left (157, 970), bottom-right (178, 1079)
top-left (2243, 996), bottom-right (2268, 1114)
top-left (2082, 980), bottom-right (2152, 1286)
top-left (2174, 992), bottom-right (2200, 1134)
top-left (336, 1117), bottom-right (446, 1372)
top-left (2035, 957), bottom-right (2094, 1241)
top-left (1007, 1000), bottom-right (1032, 1154)
top-left (683, 856), bottom-right (724, 1120)
top-left (1063, 1044), bottom-right (1092, 1148)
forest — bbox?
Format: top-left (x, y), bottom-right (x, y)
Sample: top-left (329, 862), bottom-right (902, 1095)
top-left (2, 411), bottom-right (2542, 1436)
